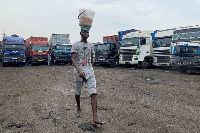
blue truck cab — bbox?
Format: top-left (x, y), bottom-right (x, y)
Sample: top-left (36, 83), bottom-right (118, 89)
top-left (2, 35), bottom-right (26, 67)
top-left (52, 43), bottom-right (72, 65)
top-left (169, 26), bottom-right (200, 69)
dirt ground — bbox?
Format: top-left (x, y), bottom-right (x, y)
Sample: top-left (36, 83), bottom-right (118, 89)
top-left (0, 63), bottom-right (199, 133)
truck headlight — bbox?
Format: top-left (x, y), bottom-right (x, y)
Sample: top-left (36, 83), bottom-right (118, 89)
top-left (3, 53), bottom-right (10, 56)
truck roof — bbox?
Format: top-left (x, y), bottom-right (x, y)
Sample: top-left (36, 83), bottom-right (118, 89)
top-left (154, 29), bottom-right (176, 38)
top-left (122, 31), bottom-right (152, 39)
top-left (4, 36), bottom-right (24, 41)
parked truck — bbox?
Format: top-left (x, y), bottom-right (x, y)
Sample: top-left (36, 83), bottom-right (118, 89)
top-left (152, 28), bottom-right (177, 66)
top-left (49, 34), bottom-right (71, 65)
top-left (94, 29), bottom-right (136, 67)
top-left (2, 34), bottom-right (26, 67)
top-left (118, 31), bottom-right (154, 68)
top-left (51, 43), bottom-right (72, 65)
top-left (95, 41), bottom-right (122, 66)
top-left (26, 36), bottom-right (49, 65)
top-left (118, 28), bottom-right (180, 68)
top-left (169, 25), bottom-right (200, 70)
top-left (95, 34), bottom-right (122, 66)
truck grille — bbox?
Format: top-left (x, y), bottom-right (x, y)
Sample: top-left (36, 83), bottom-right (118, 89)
top-left (62, 53), bottom-right (71, 55)
top-left (34, 54), bottom-right (47, 58)
top-left (156, 56), bottom-right (170, 63)
top-left (177, 46), bottom-right (199, 53)
top-left (120, 49), bottom-right (137, 55)
top-left (10, 53), bottom-right (21, 56)
top-left (122, 55), bottom-right (133, 61)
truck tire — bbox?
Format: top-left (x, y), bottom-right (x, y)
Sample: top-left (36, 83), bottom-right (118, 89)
top-left (140, 59), bottom-right (151, 69)
top-left (113, 58), bottom-right (119, 67)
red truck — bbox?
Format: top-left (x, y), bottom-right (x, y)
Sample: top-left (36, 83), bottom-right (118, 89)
top-left (25, 36), bottom-right (49, 64)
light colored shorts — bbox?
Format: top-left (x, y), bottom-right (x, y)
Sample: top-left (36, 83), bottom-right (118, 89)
top-left (75, 75), bottom-right (97, 96)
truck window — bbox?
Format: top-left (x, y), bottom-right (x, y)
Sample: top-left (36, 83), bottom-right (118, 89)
top-left (153, 37), bottom-right (172, 47)
top-left (97, 44), bottom-right (110, 51)
top-left (140, 38), bottom-right (146, 45)
top-left (4, 44), bottom-right (25, 51)
top-left (122, 38), bottom-right (139, 46)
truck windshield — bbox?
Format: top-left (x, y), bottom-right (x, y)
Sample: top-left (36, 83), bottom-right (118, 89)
top-left (3, 44), bottom-right (25, 51)
top-left (122, 38), bottom-right (139, 46)
top-left (153, 37), bottom-right (172, 47)
top-left (172, 29), bottom-right (200, 42)
top-left (97, 44), bottom-right (110, 51)
top-left (31, 45), bottom-right (49, 51)
top-left (57, 45), bottom-right (72, 50)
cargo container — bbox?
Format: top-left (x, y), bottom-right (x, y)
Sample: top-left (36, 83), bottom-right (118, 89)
top-left (103, 35), bottom-right (118, 43)
top-left (26, 36), bottom-right (49, 64)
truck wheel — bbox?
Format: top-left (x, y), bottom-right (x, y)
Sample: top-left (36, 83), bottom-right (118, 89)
top-left (140, 59), bottom-right (151, 69)
top-left (113, 58), bottom-right (119, 67)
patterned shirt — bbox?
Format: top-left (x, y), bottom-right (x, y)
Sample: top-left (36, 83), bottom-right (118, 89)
top-left (71, 41), bottom-right (95, 81)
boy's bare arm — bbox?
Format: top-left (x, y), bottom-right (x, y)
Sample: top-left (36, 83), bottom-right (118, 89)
top-left (71, 53), bottom-right (86, 79)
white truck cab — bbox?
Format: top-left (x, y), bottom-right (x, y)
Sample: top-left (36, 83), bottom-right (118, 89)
top-left (119, 31), bottom-right (154, 68)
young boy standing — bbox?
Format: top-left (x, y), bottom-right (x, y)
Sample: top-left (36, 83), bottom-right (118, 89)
top-left (71, 27), bottom-right (104, 125)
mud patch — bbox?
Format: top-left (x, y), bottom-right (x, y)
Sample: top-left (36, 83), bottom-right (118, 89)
top-left (78, 122), bottom-right (101, 132)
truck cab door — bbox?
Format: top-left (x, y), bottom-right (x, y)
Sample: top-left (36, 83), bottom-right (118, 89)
top-left (138, 37), bottom-right (152, 61)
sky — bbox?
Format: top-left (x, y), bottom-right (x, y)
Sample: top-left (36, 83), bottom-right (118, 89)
top-left (1, 0), bottom-right (200, 43)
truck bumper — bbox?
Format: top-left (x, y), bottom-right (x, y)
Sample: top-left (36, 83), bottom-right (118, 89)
top-left (169, 56), bottom-right (200, 67)
top-left (31, 58), bottom-right (48, 63)
top-left (54, 55), bottom-right (72, 63)
top-left (3, 57), bottom-right (26, 63)
top-left (95, 58), bottom-right (114, 65)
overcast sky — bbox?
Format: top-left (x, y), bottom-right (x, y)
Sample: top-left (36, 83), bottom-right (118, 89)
top-left (1, 0), bottom-right (200, 43)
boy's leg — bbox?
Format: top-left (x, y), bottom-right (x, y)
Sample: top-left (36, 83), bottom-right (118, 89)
top-left (85, 76), bottom-right (98, 123)
top-left (91, 94), bottom-right (97, 122)
top-left (75, 81), bottom-right (83, 114)
top-left (75, 94), bottom-right (81, 114)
